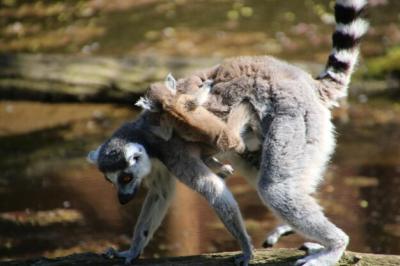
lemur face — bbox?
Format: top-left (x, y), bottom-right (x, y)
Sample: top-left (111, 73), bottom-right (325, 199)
top-left (88, 142), bottom-right (152, 204)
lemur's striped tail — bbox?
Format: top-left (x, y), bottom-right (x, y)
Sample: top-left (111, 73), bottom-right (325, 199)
top-left (317, 0), bottom-right (368, 106)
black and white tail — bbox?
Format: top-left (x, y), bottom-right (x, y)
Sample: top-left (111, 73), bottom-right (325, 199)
top-left (317, 0), bottom-right (368, 106)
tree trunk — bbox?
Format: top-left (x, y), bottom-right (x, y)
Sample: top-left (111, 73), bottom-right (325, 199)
top-left (2, 249), bottom-right (400, 266)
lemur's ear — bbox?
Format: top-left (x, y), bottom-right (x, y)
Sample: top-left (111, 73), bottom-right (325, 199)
top-left (135, 97), bottom-right (157, 112)
top-left (87, 145), bottom-right (101, 165)
top-left (123, 143), bottom-right (144, 167)
top-left (165, 73), bottom-right (177, 94)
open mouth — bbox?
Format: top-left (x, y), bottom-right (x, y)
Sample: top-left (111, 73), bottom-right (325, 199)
top-left (118, 186), bottom-right (138, 205)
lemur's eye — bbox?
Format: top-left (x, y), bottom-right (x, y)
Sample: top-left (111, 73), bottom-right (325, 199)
top-left (121, 174), bottom-right (133, 184)
top-left (133, 155), bottom-right (140, 161)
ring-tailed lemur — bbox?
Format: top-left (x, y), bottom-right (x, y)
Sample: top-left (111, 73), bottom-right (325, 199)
top-left (87, 1), bottom-right (368, 265)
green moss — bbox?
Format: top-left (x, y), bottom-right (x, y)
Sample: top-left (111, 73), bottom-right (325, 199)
top-left (365, 46), bottom-right (400, 79)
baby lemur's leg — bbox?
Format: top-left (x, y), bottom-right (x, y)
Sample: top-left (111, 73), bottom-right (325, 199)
top-left (163, 140), bottom-right (253, 266)
top-left (257, 114), bottom-right (348, 266)
top-left (105, 163), bottom-right (176, 264)
top-left (216, 103), bottom-right (252, 153)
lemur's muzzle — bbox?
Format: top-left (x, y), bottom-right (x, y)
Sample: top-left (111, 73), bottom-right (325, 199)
top-left (118, 192), bottom-right (134, 205)
top-left (118, 186), bottom-right (138, 205)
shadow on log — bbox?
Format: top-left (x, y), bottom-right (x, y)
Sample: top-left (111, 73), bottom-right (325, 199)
top-left (2, 249), bottom-right (400, 266)
top-left (0, 54), bottom-right (220, 103)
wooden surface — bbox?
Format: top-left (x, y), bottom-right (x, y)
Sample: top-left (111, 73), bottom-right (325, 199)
top-left (2, 249), bottom-right (400, 266)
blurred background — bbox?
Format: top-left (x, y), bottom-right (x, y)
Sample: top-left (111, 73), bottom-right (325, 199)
top-left (0, 0), bottom-right (399, 261)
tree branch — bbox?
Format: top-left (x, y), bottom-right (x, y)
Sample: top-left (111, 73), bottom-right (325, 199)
top-left (2, 249), bottom-right (400, 266)
top-left (0, 53), bottom-right (219, 103)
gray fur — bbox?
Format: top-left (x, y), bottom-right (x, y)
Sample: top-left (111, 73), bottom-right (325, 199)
top-left (105, 160), bottom-right (176, 263)
top-left (162, 138), bottom-right (253, 265)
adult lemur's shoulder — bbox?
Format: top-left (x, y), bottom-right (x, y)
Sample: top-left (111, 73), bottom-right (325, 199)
top-left (88, 1), bottom-right (368, 266)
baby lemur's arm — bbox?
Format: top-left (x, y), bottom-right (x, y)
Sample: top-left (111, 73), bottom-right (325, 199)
top-left (165, 86), bottom-right (246, 153)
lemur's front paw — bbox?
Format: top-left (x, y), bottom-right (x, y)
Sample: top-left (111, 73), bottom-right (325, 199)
top-left (103, 247), bottom-right (122, 259)
top-left (221, 164), bottom-right (234, 176)
top-left (124, 253), bottom-right (140, 265)
top-left (103, 248), bottom-right (139, 264)
top-left (217, 164), bottom-right (234, 179)
top-left (234, 251), bottom-right (253, 266)
top-left (299, 242), bottom-right (325, 255)
top-left (262, 225), bottom-right (294, 248)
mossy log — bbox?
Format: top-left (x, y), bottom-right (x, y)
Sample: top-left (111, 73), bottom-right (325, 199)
top-left (0, 53), bottom-right (219, 103)
top-left (2, 249), bottom-right (400, 266)
top-left (0, 53), bottom-right (389, 103)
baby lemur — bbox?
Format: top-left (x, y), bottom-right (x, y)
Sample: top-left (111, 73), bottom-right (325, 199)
top-left (87, 1), bottom-right (368, 266)
top-left (135, 73), bottom-right (254, 177)
top-left (137, 74), bottom-right (248, 154)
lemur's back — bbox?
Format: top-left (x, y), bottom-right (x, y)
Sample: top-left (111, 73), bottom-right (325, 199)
top-left (210, 56), bottom-right (323, 120)
top-left (206, 56), bottom-right (333, 175)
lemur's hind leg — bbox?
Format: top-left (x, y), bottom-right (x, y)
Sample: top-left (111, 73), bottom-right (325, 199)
top-left (262, 224), bottom-right (294, 248)
top-left (257, 114), bottom-right (348, 266)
